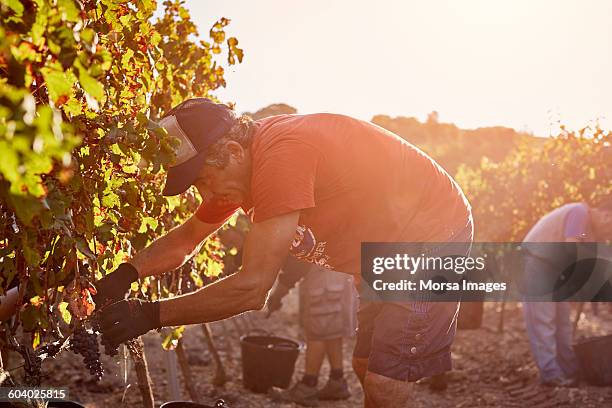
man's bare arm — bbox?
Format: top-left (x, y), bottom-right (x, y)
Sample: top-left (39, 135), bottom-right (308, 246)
top-left (130, 214), bottom-right (223, 278)
top-left (158, 210), bottom-right (300, 326)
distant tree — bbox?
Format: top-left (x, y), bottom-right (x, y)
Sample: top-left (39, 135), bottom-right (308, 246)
top-left (456, 126), bottom-right (611, 241)
top-left (371, 114), bottom-right (540, 175)
top-left (245, 103), bottom-right (297, 120)
top-left (426, 111), bottom-right (439, 124)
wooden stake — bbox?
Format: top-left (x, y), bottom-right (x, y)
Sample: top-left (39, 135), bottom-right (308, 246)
top-left (217, 319), bottom-right (233, 354)
top-left (128, 338), bottom-right (154, 408)
top-left (497, 301), bottom-right (506, 333)
top-left (176, 339), bottom-right (200, 402)
top-left (201, 323), bottom-right (227, 386)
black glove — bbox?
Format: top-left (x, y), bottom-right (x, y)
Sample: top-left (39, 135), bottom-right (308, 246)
top-left (98, 298), bottom-right (161, 348)
top-left (93, 263), bottom-right (139, 307)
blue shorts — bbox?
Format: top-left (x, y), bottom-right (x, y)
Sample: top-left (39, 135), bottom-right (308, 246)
top-left (353, 300), bottom-right (459, 381)
top-left (353, 221), bottom-right (473, 382)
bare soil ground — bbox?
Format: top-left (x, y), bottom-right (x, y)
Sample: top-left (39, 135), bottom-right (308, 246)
top-left (20, 296), bottom-right (612, 407)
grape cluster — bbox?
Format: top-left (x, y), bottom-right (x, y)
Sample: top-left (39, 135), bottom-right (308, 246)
top-left (38, 341), bottom-right (62, 359)
top-left (70, 326), bottom-right (104, 380)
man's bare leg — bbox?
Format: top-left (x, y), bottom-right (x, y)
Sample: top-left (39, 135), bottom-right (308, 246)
top-left (305, 339), bottom-right (326, 376)
top-left (364, 370), bottom-right (413, 408)
top-left (324, 337), bottom-right (344, 370)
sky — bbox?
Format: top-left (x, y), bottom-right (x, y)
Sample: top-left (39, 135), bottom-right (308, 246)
top-left (178, 0), bottom-right (612, 136)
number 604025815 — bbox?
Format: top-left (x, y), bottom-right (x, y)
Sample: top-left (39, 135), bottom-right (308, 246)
top-left (1, 387), bottom-right (68, 401)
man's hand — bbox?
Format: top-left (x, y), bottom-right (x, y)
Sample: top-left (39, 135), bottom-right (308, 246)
top-left (92, 263), bottom-right (139, 308)
top-left (98, 298), bottom-right (161, 348)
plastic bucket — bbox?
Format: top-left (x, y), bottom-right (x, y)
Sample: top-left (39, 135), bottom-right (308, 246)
top-left (240, 333), bottom-right (302, 393)
top-left (573, 334), bottom-right (612, 385)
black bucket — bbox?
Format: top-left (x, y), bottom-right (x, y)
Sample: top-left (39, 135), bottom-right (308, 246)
top-left (160, 399), bottom-right (228, 408)
top-left (47, 402), bottom-right (86, 408)
top-left (240, 333), bottom-right (302, 393)
top-left (573, 334), bottom-right (612, 385)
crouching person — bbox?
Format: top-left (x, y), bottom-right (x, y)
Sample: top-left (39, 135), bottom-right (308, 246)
top-left (267, 257), bottom-right (357, 406)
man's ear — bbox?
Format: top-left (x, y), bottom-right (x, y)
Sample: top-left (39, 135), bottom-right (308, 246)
top-left (226, 141), bottom-right (245, 162)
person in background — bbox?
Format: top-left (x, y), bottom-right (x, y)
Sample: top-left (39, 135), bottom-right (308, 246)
top-left (522, 199), bottom-right (612, 387)
top-left (266, 257), bottom-right (357, 406)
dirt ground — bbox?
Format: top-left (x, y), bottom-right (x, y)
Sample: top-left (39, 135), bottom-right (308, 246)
top-left (18, 294), bottom-right (612, 407)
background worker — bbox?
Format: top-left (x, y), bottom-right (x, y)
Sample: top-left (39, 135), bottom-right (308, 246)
top-left (522, 200), bottom-right (612, 387)
top-left (267, 257), bottom-right (357, 406)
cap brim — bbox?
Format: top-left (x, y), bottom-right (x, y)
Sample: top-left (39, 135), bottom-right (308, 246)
top-left (162, 151), bottom-right (208, 196)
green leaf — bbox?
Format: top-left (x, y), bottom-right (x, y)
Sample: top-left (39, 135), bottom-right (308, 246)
top-left (61, 95), bottom-right (82, 116)
top-left (96, 48), bottom-right (112, 70)
top-left (119, 14), bottom-right (131, 26)
top-left (8, 194), bottom-right (43, 226)
top-left (0, 141), bottom-right (19, 182)
top-left (139, 0), bottom-right (156, 13)
top-left (121, 48), bottom-right (134, 67)
top-left (58, 302), bottom-right (72, 324)
top-left (31, 5), bottom-right (49, 46)
top-left (79, 27), bottom-right (95, 44)
top-left (75, 236), bottom-right (96, 260)
top-left (31, 272), bottom-right (44, 297)
top-left (5, 0), bottom-right (24, 16)
top-left (190, 270), bottom-right (203, 288)
top-left (41, 66), bottom-right (76, 103)
top-left (101, 190), bottom-right (120, 208)
top-left (138, 216), bottom-right (158, 233)
top-left (161, 326), bottom-right (185, 351)
top-left (22, 244), bottom-right (41, 268)
top-left (150, 31), bottom-right (161, 47)
top-left (76, 62), bottom-right (105, 102)
top-left (57, 0), bottom-right (81, 22)
top-left (32, 330), bottom-right (41, 349)
top-left (206, 258), bottom-right (222, 277)
top-left (20, 305), bottom-right (40, 332)
top-left (11, 41), bottom-right (38, 62)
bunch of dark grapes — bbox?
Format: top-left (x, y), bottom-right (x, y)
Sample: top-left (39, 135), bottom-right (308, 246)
top-left (38, 341), bottom-right (62, 359)
top-left (70, 326), bottom-right (104, 380)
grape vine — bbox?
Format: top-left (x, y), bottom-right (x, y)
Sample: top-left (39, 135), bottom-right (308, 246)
top-left (0, 0), bottom-right (242, 384)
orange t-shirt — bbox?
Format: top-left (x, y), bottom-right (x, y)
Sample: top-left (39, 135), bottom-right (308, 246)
top-left (196, 113), bottom-right (471, 275)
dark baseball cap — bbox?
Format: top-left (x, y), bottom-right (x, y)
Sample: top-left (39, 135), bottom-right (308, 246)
top-left (158, 98), bottom-right (237, 196)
